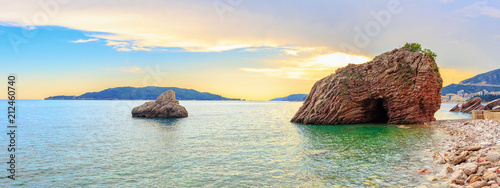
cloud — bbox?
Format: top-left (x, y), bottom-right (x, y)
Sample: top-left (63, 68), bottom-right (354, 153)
top-left (0, 0), bottom-right (499, 76)
top-left (69, 38), bottom-right (98, 43)
top-left (242, 52), bottom-right (371, 80)
top-left (120, 66), bottom-right (145, 73)
top-left (106, 66), bottom-right (145, 73)
top-left (0, 1), bottom-right (370, 53)
top-left (458, 1), bottom-right (500, 18)
top-left (104, 40), bottom-right (151, 51)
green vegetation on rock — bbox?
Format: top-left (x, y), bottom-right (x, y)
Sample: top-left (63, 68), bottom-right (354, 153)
top-left (402, 42), bottom-right (437, 61)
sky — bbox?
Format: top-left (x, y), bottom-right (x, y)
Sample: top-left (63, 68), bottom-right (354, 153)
top-left (0, 0), bottom-right (499, 100)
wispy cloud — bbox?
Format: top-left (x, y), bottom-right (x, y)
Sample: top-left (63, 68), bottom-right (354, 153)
top-left (70, 38), bottom-right (98, 43)
top-left (242, 52), bottom-right (371, 80)
top-left (106, 66), bottom-right (145, 73)
top-left (104, 40), bottom-right (151, 52)
top-left (458, 1), bottom-right (500, 18)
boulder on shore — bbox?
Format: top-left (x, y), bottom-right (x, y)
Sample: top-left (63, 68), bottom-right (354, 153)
top-left (291, 48), bottom-right (443, 125)
top-left (450, 97), bottom-right (500, 113)
top-left (131, 90), bottom-right (188, 118)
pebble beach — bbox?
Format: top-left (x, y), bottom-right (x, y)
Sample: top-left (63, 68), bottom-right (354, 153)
top-left (423, 119), bottom-right (500, 188)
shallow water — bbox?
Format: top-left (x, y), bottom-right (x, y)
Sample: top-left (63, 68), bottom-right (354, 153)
top-left (0, 100), bottom-right (468, 187)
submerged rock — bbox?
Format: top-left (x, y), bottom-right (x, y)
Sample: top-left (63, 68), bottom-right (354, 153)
top-left (131, 90), bottom-right (188, 118)
top-left (291, 48), bottom-right (442, 125)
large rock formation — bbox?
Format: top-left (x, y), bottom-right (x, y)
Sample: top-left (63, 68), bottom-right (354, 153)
top-left (132, 90), bottom-right (188, 118)
top-left (450, 97), bottom-right (500, 113)
top-left (291, 48), bottom-right (443, 125)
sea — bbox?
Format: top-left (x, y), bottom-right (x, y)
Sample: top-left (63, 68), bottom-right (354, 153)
top-left (0, 101), bottom-right (470, 187)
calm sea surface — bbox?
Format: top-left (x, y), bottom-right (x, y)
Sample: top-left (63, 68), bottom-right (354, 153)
top-left (0, 101), bottom-right (470, 187)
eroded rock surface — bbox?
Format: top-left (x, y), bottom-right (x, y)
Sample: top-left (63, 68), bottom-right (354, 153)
top-left (291, 48), bottom-right (443, 125)
top-left (132, 90), bottom-right (188, 118)
top-left (450, 98), bottom-right (500, 113)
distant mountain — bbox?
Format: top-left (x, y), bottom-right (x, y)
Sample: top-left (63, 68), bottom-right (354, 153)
top-left (269, 97), bottom-right (285, 101)
top-left (459, 69), bottom-right (500, 86)
top-left (270, 94), bottom-right (307, 101)
top-left (441, 68), bottom-right (500, 95)
top-left (45, 86), bottom-right (241, 100)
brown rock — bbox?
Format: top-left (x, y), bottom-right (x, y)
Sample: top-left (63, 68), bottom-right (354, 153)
top-left (477, 166), bottom-right (487, 176)
top-left (462, 162), bottom-right (479, 175)
top-left (433, 151), bottom-right (446, 164)
top-left (451, 97), bottom-right (500, 113)
top-left (450, 97), bottom-right (484, 113)
top-left (440, 163), bottom-right (454, 175)
top-left (466, 175), bottom-right (482, 184)
top-left (427, 176), bottom-right (438, 181)
top-left (418, 168), bottom-right (432, 173)
top-left (469, 180), bottom-right (488, 188)
top-left (450, 151), bottom-right (469, 165)
top-left (483, 171), bottom-right (498, 181)
top-left (291, 48), bottom-right (442, 125)
top-left (486, 152), bottom-right (500, 162)
top-left (484, 98), bottom-right (500, 110)
top-left (451, 169), bottom-right (467, 182)
top-left (131, 90), bottom-right (188, 118)
top-left (464, 145), bottom-right (482, 151)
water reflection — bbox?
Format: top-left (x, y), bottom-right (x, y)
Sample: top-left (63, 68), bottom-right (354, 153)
top-left (293, 123), bottom-right (436, 187)
top-left (132, 117), bottom-right (184, 127)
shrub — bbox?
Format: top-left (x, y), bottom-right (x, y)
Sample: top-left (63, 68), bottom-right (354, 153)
top-left (402, 42), bottom-right (422, 52)
top-left (422, 48), bottom-right (437, 61)
top-left (402, 43), bottom-right (437, 61)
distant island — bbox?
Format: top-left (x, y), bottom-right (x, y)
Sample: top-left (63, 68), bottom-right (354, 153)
top-left (270, 94), bottom-right (308, 101)
top-left (45, 86), bottom-right (242, 100)
top-left (441, 68), bottom-right (500, 102)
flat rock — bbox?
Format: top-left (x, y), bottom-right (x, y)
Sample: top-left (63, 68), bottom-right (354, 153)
top-left (131, 90), bottom-right (188, 118)
top-left (464, 145), bottom-right (482, 151)
top-left (427, 176), bottom-right (438, 181)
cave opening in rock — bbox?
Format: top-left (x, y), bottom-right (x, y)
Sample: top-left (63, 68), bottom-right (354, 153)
top-left (373, 99), bottom-right (389, 123)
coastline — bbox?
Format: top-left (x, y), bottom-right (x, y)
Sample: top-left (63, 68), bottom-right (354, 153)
top-left (421, 119), bottom-right (500, 187)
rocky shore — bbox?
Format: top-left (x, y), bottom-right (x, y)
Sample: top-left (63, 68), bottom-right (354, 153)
top-left (424, 119), bottom-right (500, 187)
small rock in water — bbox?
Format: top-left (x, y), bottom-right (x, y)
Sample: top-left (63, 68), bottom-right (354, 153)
top-left (308, 149), bottom-right (331, 156)
top-left (131, 90), bottom-right (188, 118)
top-left (392, 166), bottom-right (407, 170)
top-left (439, 163), bottom-right (453, 175)
top-left (418, 168), bottom-right (432, 173)
top-left (397, 125), bottom-right (411, 129)
top-left (365, 175), bottom-right (380, 179)
top-left (426, 176), bottom-right (438, 181)
top-left (361, 181), bottom-right (376, 186)
top-left (432, 151), bottom-right (446, 164)
top-left (438, 174), bottom-right (448, 180)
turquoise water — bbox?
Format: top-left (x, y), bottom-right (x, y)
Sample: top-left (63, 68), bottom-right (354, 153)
top-left (0, 100), bottom-right (468, 187)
